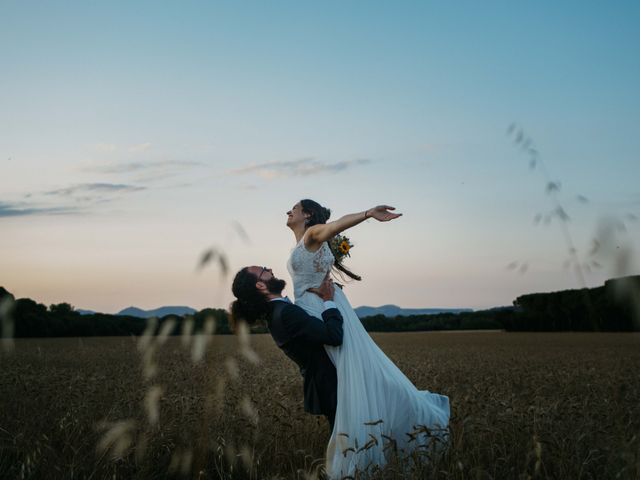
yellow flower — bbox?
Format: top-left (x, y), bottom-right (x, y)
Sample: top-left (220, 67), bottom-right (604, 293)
top-left (339, 240), bottom-right (351, 255)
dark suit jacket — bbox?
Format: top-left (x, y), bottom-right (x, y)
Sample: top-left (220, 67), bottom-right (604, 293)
top-left (267, 300), bottom-right (343, 417)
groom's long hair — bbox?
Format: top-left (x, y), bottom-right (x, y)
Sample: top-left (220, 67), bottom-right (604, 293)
top-left (230, 267), bottom-right (270, 329)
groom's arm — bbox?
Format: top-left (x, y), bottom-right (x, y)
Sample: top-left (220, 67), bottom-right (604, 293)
top-left (281, 303), bottom-right (344, 346)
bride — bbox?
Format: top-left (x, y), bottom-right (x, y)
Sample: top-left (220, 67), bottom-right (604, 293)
top-left (286, 199), bottom-right (450, 478)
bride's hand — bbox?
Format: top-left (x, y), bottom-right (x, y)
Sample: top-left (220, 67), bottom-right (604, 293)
top-left (367, 205), bottom-right (402, 222)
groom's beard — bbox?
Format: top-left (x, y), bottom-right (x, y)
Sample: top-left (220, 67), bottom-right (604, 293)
top-left (265, 277), bottom-right (286, 295)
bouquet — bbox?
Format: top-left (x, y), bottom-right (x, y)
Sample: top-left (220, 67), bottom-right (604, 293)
top-left (329, 234), bottom-right (353, 263)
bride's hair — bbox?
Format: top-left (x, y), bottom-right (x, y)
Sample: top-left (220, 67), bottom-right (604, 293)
top-left (300, 199), bottom-right (331, 227)
top-left (300, 199), bottom-right (362, 282)
top-left (230, 267), bottom-right (270, 329)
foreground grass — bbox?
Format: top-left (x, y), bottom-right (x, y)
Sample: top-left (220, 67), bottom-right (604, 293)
top-left (0, 332), bottom-right (638, 479)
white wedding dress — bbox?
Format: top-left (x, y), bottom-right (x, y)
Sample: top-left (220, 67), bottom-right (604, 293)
top-left (288, 239), bottom-right (450, 479)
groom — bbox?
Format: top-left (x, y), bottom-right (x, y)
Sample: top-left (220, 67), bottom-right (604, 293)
top-left (230, 266), bottom-right (343, 430)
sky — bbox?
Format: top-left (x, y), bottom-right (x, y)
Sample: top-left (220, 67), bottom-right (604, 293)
top-left (1, 1), bottom-right (639, 313)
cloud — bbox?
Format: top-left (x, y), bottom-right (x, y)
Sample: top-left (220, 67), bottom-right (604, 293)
top-left (0, 201), bottom-right (78, 218)
top-left (128, 143), bottom-right (152, 153)
top-left (44, 183), bottom-right (146, 197)
top-left (231, 158), bottom-right (372, 179)
top-left (36, 183), bottom-right (146, 208)
top-left (94, 143), bottom-right (117, 153)
top-left (85, 160), bottom-right (202, 175)
top-left (3, 183), bottom-right (147, 219)
top-left (93, 143), bottom-right (152, 153)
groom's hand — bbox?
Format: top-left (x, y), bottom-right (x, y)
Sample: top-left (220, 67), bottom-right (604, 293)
top-left (306, 273), bottom-right (335, 301)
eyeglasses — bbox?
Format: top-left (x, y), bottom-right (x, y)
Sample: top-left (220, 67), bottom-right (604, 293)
top-left (257, 266), bottom-right (269, 280)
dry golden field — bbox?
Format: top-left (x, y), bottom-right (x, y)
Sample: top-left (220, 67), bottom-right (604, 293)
top-left (0, 331), bottom-right (639, 479)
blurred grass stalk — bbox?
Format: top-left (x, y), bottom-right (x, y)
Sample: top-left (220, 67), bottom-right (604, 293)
top-left (0, 296), bottom-right (15, 352)
top-left (508, 123), bottom-right (639, 330)
top-left (594, 216), bottom-right (640, 330)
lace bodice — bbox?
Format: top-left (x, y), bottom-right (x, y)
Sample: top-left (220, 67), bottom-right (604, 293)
top-left (287, 239), bottom-right (335, 299)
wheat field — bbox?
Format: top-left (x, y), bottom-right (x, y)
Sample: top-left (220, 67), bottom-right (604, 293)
top-left (0, 331), bottom-right (638, 479)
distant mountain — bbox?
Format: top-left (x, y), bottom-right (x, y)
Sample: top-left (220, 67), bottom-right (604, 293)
top-left (117, 306), bottom-right (197, 318)
top-left (355, 305), bottom-right (473, 318)
top-left (77, 309), bottom-right (97, 316)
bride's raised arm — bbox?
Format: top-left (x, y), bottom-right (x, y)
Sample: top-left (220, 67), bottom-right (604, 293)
top-left (305, 205), bottom-right (402, 247)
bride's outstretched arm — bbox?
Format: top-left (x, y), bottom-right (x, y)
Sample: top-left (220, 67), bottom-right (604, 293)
top-left (306, 205), bottom-right (402, 246)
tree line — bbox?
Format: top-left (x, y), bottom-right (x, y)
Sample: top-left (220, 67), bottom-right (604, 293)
top-left (362, 276), bottom-right (638, 333)
top-left (0, 287), bottom-right (231, 338)
top-left (0, 275), bottom-right (638, 338)
top-left (506, 275), bottom-right (639, 332)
